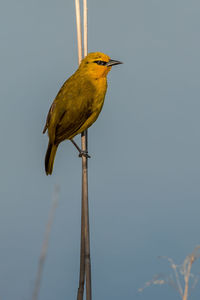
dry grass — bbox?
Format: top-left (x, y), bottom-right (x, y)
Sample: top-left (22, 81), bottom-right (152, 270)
top-left (32, 185), bottom-right (59, 300)
top-left (139, 246), bottom-right (200, 300)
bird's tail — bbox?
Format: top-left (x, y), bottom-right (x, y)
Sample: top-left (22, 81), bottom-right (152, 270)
top-left (45, 143), bottom-right (58, 175)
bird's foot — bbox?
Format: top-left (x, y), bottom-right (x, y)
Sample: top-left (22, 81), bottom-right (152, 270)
top-left (70, 139), bottom-right (91, 158)
top-left (78, 150), bottom-right (91, 159)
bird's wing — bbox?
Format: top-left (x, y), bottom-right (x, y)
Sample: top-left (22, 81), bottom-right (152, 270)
top-left (43, 98), bottom-right (67, 144)
top-left (43, 75), bottom-right (96, 143)
top-left (43, 102), bottom-right (56, 134)
top-left (42, 76), bottom-right (74, 134)
top-left (54, 106), bottom-right (93, 144)
top-left (54, 77), bottom-right (96, 142)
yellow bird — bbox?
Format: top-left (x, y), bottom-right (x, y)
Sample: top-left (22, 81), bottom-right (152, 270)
top-left (43, 52), bottom-right (122, 175)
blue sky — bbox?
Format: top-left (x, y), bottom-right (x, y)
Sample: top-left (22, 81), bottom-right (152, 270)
top-left (1, 0), bottom-right (200, 299)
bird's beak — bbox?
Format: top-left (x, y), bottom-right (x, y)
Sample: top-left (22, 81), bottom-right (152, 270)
top-left (106, 59), bottom-right (123, 67)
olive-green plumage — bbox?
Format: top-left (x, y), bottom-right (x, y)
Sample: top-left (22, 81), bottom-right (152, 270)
top-left (43, 52), bottom-right (122, 175)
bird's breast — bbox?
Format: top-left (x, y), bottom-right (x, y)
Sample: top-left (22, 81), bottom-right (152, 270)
top-left (91, 77), bottom-right (107, 109)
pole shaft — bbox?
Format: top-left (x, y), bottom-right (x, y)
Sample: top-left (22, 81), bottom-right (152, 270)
top-left (75, 1), bottom-right (91, 299)
top-left (82, 1), bottom-right (92, 299)
top-left (75, 1), bottom-right (85, 300)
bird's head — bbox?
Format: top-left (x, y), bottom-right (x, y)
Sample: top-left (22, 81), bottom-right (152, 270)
top-left (79, 52), bottom-right (122, 79)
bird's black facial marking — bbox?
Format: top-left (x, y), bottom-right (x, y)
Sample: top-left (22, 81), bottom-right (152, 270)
top-left (93, 60), bottom-right (107, 66)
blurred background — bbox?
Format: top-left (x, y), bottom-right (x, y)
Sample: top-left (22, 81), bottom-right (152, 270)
top-left (1, 0), bottom-right (200, 299)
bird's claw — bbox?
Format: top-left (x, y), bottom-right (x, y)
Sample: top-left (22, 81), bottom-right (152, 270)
top-left (79, 151), bottom-right (91, 159)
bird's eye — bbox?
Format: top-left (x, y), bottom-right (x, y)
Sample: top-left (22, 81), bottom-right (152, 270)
top-left (94, 60), bottom-right (107, 66)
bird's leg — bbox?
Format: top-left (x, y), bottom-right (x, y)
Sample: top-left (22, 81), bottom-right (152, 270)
top-left (70, 139), bottom-right (91, 158)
